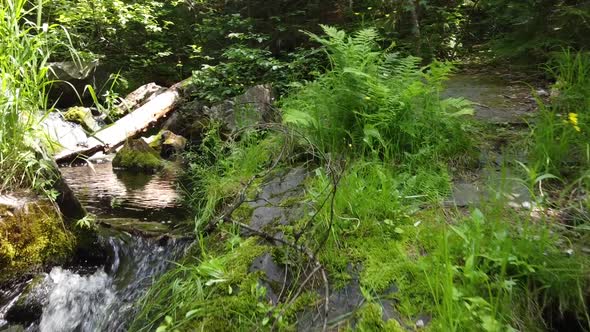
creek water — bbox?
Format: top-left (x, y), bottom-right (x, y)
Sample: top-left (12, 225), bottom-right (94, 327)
top-left (0, 160), bottom-right (190, 332)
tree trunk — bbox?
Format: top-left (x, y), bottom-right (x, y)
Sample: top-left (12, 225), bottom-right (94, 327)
top-left (408, 0), bottom-right (421, 55)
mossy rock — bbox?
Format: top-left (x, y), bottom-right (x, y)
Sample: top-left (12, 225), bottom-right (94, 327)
top-left (160, 130), bottom-right (187, 159)
top-left (99, 218), bottom-right (170, 237)
top-left (0, 193), bottom-right (76, 284)
top-left (112, 139), bottom-right (164, 172)
top-left (64, 106), bottom-right (99, 132)
top-left (5, 273), bottom-right (53, 324)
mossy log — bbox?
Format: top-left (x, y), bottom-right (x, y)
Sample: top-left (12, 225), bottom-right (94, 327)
top-left (54, 78), bottom-right (191, 163)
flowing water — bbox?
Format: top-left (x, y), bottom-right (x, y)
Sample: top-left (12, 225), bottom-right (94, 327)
top-left (0, 159), bottom-right (190, 332)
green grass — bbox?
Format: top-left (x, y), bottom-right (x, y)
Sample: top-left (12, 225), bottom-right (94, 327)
top-left (0, 0), bottom-right (77, 193)
top-left (130, 235), bottom-right (280, 332)
top-left (135, 27), bottom-right (590, 332)
top-left (182, 125), bottom-right (286, 231)
top-left (531, 50), bottom-right (590, 178)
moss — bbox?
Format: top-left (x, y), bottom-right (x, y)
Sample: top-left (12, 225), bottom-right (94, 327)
top-left (64, 106), bottom-right (97, 132)
top-left (231, 203), bottom-right (254, 222)
top-left (99, 218), bottom-right (170, 236)
top-left (112, 139), bottom-right (164, 171)
top-left (131, 236), bottom-right (276, 331)
top-left (0, 198), bottom-right (76, 283)
top-left (356, 303), bottom-right (385, 331)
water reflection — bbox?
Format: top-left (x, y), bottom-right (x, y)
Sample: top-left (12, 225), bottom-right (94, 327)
top-left (60, 160), bottom-right (186, 221)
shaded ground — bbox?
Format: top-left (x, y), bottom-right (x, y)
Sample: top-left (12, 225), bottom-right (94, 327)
top-left (443, 69), bottom-right (546, 208)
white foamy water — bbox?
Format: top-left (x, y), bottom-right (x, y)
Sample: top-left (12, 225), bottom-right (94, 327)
top-left (39, 268), bottom-right (115, 332)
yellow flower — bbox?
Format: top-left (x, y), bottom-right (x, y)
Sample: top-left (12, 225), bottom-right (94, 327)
top-left (568, 112), bottom-right (581, 132)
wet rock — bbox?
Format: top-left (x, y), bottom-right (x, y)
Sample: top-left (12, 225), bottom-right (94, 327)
top-left (5, 274), bottom-right (54, 325)
top-left (98, 218), bottom-right (170, 237)
top-left (112, 139), bottom-right (164, 172)
top-left (42, 112), bottom-right (89, 154)
top-left (449, 181), bottom-right (484, 207)
top-left (298, 267), bottom-right (364, 331)
top-left (64, 107), bottom-right (100, 132)
top-left (0, 193), bottom-right (76, 283)
top-left (250, 167), bottom-right (307, 208)
top-left (249, 206), bottom-right (287, 232)
top-left (160, 131), bottom-right (187, 159)
top-left (443, 73), bottom-right (535, 124)
top-left (249, 253), bottom-right (285, 284)
top-left (205, 84), bottom-right (276, 132)
top-left (47, 60), bottom-right (110, 108)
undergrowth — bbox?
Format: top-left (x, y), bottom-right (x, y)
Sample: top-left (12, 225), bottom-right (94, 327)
top-left (0, 0), bottom-right (77, 194)
top-left (282, 25), bottom-right (474, 164)
top-left (135, 27), bottom-right (590, 332)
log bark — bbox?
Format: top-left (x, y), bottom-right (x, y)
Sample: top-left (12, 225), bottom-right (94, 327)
top-left (55, 79), bottom-right (191, 164)
top-left (114, 82), bottom-right (166, 115)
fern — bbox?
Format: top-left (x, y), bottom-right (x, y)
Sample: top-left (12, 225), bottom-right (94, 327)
top-left (282, 26), bottom-right (473, 162)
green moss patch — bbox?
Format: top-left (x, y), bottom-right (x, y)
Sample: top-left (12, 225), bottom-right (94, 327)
top-left (112, 139), bottom-right (164, 171)
top-left (0, 197), bottom-right (76, 283)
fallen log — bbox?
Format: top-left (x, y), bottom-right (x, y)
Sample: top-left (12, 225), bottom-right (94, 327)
top-left (114, 82), bottom-right (167, 115)
top-left (55, 78), bottom-right (191, 163)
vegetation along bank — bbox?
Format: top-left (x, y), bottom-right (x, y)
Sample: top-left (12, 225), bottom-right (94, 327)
top-left (0, 0), bottom-right (589, 331)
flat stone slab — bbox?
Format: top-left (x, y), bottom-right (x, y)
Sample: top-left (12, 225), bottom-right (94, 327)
top-left (443, 73), bottom-right (536, 124)
top-left (98, 218), bottom-right (170, 237)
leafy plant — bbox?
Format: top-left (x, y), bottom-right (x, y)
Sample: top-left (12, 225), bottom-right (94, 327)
top-left (531, 50), bottom-right (590, 177)
top-left (0, 0), bottom-right (75, 193)
top-left (282, 26), bottom-right (473, 163)
top-left (426, 205), bottom-right (589, 331)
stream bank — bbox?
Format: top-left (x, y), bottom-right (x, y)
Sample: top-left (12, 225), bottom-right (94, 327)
top-left (0, 159), bottom-right (190, 331)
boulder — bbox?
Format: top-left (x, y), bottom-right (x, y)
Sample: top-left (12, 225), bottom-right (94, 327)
top-left (160, 131), bottom-right (187, 159)
top-left (63, 107), bottom-right (100, 132)
top-left (204, 84), bottom-right (276, 132)
top-left (112, 139), bottom-right (164, 172)
top-left (5, 274), bottom-right (54, 324)
top-left (162, 84), bottom-right (276, 140)
top-left (0, 193), bottom-right (76, 283)
top-left (42, 112), bottom-right (89, 154)
top-left (47, 60), bottom-right (110, 108)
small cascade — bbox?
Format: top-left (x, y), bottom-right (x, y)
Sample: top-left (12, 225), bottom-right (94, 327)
top-left (0, 160), bottom-right (191, 331)
top-left (39, 268), bottom-right (115, 332)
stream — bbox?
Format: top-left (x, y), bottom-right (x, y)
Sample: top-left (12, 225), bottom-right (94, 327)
top-left (0, 159), bottom-right (190, 332)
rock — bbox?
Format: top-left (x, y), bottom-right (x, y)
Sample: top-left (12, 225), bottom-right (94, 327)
top-left (164, 85), bottom-right (276, 141)
top-left (98, 218), bottom-right (170, 237)
top-left (64, 107), bottom-right (100, 132)
top-left (112, 139), bottom-right (164, 172)
top-left (536, 89), bottom-right (549, 97)
top-left (42, 112), bottom-right (89, 154)
top-left (5, 274), bottom-right (54, 324)
top-left (249, 253), bottom-right (285, 284)
top-left (0, 193), bottom-right (76, 283)
top-left (442, 73), bottom-right (534, 124)
top-left (298, 265), bottom-right (364, 331)
top-left (161, 100), bottom-right (208, 142)
top-left (160, 131), bottom-right (187, 159)
top-left (205, 84), bottom-right (276, 132)
top-left (47, 60), bottom-right (110, 108)
top-left (249, 206), bottom-right (288, 232)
